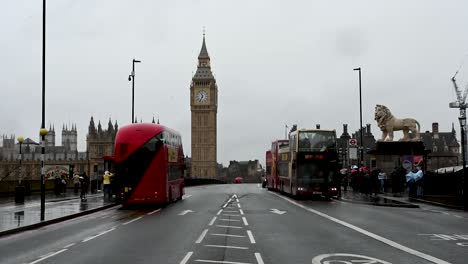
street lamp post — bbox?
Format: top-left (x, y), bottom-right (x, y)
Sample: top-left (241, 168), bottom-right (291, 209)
top-left (459, 113), bottom-right (467, 210)
top-left (40, 0), bottom-right (47, 221)
top-left (353, 67), bottom-right (364, 167)
top-left (14, 137), bottom-right (25, 203)
top-left (128, 59), bottom-right (142, 124)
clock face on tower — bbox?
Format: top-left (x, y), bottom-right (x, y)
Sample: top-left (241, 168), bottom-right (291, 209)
top-left (196, 90), bottom-right (209, 103)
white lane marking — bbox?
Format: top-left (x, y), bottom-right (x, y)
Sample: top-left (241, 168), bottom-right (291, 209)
top-left (178, 210), bottom-right (194, 215)
top-left (63, 243), bottom-right (75, 248)
top-left (255, 253), bottom-right (264, 264)
top-left (182, 194), bottom-right (192, 200)
top-left (196, 229), bottom-right (209, 243)
top-left (242, 217), bottom-right (249, 226)
top-left (239, 209), bottom-right (244, 215)
top-left (222, 214), bottom-right (241, 217)
top-left (210, 233), bottom-right (245, 238)
top-left (237, 203), bottom-right (241, 208)
top-left (122, 216), bottom-right (143, 225)
top-left (453, 215), bottom-right (463, 218)
top-left (208, 216), bottom-right (217, 226)
top-left (236, 198), bottom-right (239, 203)
top-left (271, 192), bottom-right (452, 264)
top-left (223, 210), bottom-right (238, 213)
top-left (147, 209), bottom-right (161, 215)
top-left (247, 230), bottom-right (256, 244)
top-left (195, 259), bottom-right (251, 264)
top-left (216, 209), bottom-right (223, 215)
top-left (180, 251), bottom-right (193, 264)
top-left (216, 225), bottom-right (243, 229)
top-left (28, 249), bottom-right (68, 264)
top-left (82, 227), bottom-right (116, 242)
top-left (220, 218), bottom-right (241, 222)
top-left (37, 252), bottom-right (53, 259)
top-left (233, 194), bottom-right (238, 198)
top-left (204, 244), bottom-right (249, 250)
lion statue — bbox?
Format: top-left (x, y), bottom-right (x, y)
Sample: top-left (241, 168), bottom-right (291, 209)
top-left (374, 104), bottom-right (421, 142)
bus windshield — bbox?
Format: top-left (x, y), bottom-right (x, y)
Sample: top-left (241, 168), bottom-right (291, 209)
top-left (298, 131), bottom-right (336, 151)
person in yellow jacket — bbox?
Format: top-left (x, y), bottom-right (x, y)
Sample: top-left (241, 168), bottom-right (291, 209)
top-left (103, 171), bottom-right (113, 201)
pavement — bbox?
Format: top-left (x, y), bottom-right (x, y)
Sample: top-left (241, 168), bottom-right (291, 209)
top-left (0, 183), bottom-right (466, 264)
top-left (339, 190), bottom-right (420, 208)
top-left (0, 190), bottom-right (115, 234)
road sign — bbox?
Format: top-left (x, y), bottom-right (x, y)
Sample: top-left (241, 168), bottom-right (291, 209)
top-left (349, 148), bottom-right (358, 160)
top-left (349, 138), bottom-right (358, 146)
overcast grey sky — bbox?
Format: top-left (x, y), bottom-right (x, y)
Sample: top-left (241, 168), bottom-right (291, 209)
top-left (1, 0), bottom-right (468, 166)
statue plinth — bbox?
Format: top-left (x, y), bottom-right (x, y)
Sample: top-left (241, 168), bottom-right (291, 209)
top-left (372, 141), bottom-right (427, 156)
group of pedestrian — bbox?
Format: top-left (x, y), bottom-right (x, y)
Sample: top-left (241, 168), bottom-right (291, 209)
top-left (54, 175), bottom-right (68, 195)
top-left (344, 166), bottom-right (387, 196)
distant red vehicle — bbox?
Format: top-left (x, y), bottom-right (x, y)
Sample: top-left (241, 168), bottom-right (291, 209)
top-left (234, 177), bottom-right (243, 184)
top-left (114, 123), bottom-right (185, 205)
top-left (266, 140), bottom-right (288, 190)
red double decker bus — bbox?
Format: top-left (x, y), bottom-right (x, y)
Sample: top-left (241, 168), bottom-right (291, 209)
top-left (265, 150), bottom-right (272, 186)
top-left (266, 140), bottom-right (289, 190)
top-left (114, 123), bottom-right (185, 205)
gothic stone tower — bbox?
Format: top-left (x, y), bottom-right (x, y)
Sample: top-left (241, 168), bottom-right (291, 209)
top-left (190, 34), bottom-right (218, 179)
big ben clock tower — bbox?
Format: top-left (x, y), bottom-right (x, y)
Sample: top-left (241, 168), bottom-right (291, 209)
top-left (190, 34), bottom-right (218, 179)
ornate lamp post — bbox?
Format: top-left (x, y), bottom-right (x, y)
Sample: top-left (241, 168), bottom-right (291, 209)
top-left (128, 59), bottom-right (142, 123)
top-left (14, 137), bottom-right (25, 203)
top-left (459, 114), bottom-right (467, 210)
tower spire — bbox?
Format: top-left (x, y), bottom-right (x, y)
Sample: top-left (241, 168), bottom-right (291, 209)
top-left (198, 30), bottom-right (209, 60)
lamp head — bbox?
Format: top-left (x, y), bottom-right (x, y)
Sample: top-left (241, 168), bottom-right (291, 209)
top-left (17, 137), bottom-right (24, 144)
top-left (128, 75), bottom-right (132, 81)
top-left (134, 59), bottom-right (141, 63)
top-left (353, 67), bottom-right (361, 71)
top-left (459, 116), bottom-right (466, 127)
top-left (39, 128), bottom-right (48, 137)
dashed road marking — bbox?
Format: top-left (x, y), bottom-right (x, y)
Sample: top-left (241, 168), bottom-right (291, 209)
top-left (254, 253), bottom-right (264, 264)
top-left (210, 233), bottom-right (245, 238)
top-left (236, 198), bottom-right (240, 203)
top-left (147, 209), bottom-right (161, 215)
top-left (195, 259), bottom-right (251, 264)
top-left (219, 218), bottom-right (240, 222)
top-left (239, 209), bottom-right (244, 215)
top-left (196, 229), bottom-right (209, 244)
top-left (122, 216), bottom-right (143, 225)
top-left (271, 192), bottom-right (452, 264)
top-left (223, 210), bottom-right (238, 213)
top-left (28, 249), bottom-right (68, 264)
top-left (180, 251), bottom-right (193, 264)
top-left (237, 203), bottom-right (241, 208)
top-left (82, 227), bottom-right (116, 242)
top-left (247, 230), bottom-right (256, 244)
top-left (216, 225), bottom-right (243, 229)
top-left (222, 214), bottom-right (241, 217)
top-left (208, 216), bottom-right (217, 226)
top-left (204, 244), bottom-right (249, 250)
top-left (242, 217), bottom-right (249, 226)
top-left (217, 209), bottom-right (223, 215)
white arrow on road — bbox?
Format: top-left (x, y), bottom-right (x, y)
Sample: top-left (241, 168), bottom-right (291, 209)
top-left (269, 208), bottom-right (286, 215)
top-left (178, 210), bottom-right (194, 215)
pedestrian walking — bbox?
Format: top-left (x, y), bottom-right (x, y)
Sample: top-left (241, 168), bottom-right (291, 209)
top-left (61, 176), bottom-right (67, 194)
top-left (370, 168), bottom-right (381, 196)
top-left (378, 171), bottom-right (387, 193)
top-left (80, 172), bottom-right (89, 201)
top-left (73, 172), bottom-right (81, 194)
top-left (103, 171), bottom-right (113, 201)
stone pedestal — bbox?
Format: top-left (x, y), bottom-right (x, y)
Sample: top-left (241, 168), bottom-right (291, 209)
top-left (369, 141), bottom-right (430, 192)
